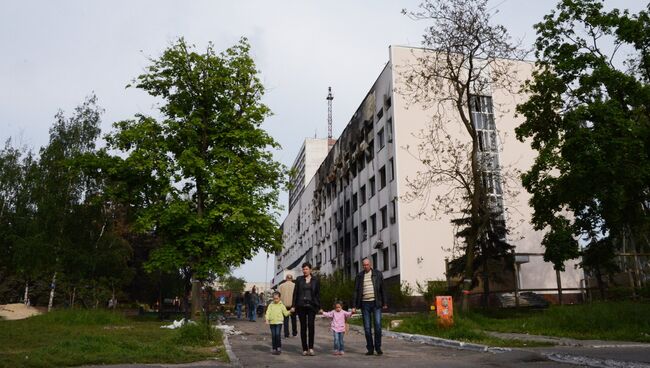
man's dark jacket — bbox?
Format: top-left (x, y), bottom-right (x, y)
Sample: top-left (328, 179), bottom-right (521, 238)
top-left (353, 269), bottom-right (387, 308)
top-left (292, 275), bottom-right (321, 310)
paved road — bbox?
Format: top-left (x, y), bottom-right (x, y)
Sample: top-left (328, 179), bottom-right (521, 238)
top-left (227, 317), bottom-right (570, 368)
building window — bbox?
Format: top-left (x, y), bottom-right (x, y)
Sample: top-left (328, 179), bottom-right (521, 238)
top-left (379, 166), bottom-right (386, 189)
top-left (382, 247), bottom-right (389, 272)
top-left (354, 261), bottom-right (359, 274)
top-left (380, 206), bottom-right (388, 229)
top-left (360, 185), bottom-right (367, 205)
top-left (358, 154), bottom-right (365, 171)
top-left (366, 139), bottom-right (374, 162)
top-left (378, 128), bottom-right (385, 150)
top-left (389, 158), bottom-right (394, 181)
top-left (385, 96), bottom-right (392, 109)
top-left (470, 95), bottom-right (504, 209)
top-left (377, 107), bottom-right (384, 121)
top-left (391, 243), bottom-right (398, 269)
top-left (345, 199), bottom-right (350, 218)
top-left (372, 253), bottom-right (378, 270)
top-left (352, 193), bottom-right (358, 212)
top-left (361, 221), bottom-right (368, 240)
top-left (369, 177), bottom-right (376, 197)
top-left (387, 118), bottom-right (393, 142)
top-left (370, 214), bottom-right (377, 236)
top-left (353, 226), bottom-right (358, 246)
top-left (390, 199), bottom-right (396, 224)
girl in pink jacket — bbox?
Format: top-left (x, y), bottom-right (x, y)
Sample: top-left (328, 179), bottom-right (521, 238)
top-left (320, 301), bottom-right (354, 355)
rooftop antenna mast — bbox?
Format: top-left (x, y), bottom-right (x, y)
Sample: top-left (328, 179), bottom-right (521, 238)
top-left (326, 86), bottom-right (333, 139)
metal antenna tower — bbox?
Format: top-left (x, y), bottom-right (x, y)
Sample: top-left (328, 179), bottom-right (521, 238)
top-left (326, 86), bottom-right (333, 139)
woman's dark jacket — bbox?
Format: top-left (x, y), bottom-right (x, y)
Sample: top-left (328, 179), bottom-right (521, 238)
top-left (292, 275), bottom-right (321, 310)
top-left (353, 269), bottom-right (387, 309)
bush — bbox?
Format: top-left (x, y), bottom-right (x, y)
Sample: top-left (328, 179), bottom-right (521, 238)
top-left (319, 271), bottom-right (355, 310)
top-left (173, 321), bottom-right (219, 346)
top-left (416, 280), bottom-right (448, 306)
top-left (388, 281), bottom-right (413, 309)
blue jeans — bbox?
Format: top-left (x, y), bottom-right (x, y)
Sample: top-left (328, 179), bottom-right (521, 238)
top-left (248, 303), bottom-right (257, 321)
top-left (333, 331), bottom-right (344, 352)
top-left (361, 301), bottom-right (382, 352)
top-left (235, 303), bottom-right (242, 319)
top-left (283, 313), bottom-right (297, 337)
top-left (270, 324), bottom-right (282, 350)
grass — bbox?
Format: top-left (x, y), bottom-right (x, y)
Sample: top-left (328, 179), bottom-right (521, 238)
top-left (351, 301), bottom-right (650, 347)
top-left (0, 309), bottom-right (228, 368)
top-left (349, 314), bottom-right (552, 347)
top-left (468, 301), bottom-right (650, 342)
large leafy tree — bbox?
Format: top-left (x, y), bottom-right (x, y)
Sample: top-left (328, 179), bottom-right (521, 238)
top-left (107, 38), bottom-right (284, 319)
top-left (516, 0), bottom-right (650, 297)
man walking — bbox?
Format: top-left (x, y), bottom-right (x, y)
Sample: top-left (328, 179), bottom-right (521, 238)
top-left (277, 274), bottom-right (298, 338)
top-left (353, 257), bottom-right (388, 356)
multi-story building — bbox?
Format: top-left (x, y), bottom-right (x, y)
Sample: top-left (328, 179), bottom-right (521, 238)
top-left (288, 138), bottom-right (335, 211)
top-left (273, 45), bottom-right (583, 299)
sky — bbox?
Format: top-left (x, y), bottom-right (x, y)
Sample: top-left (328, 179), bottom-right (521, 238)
top-left (0, 0), bottom-right (644, 282)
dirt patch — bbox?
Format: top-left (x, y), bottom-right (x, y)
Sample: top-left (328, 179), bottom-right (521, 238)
top-left (0, 303), bottom-right (42, 320)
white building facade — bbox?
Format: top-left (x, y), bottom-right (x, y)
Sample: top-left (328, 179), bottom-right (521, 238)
top-left (273, 46), bottom-right (583, 300)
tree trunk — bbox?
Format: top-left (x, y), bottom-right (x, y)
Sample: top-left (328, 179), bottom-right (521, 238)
top-left (462, 138), bottom-right (482, 313)
top-left (71, 287), bottom-right (76, 308)
top-left (48, 272), bottom-right (57, 312)
top-left (190, 275), bottom-right (202, 321)
top-left (555, 269), bottom-right (563, 305)
top-left (24, 281), bottom-right (30, 306)
top-left (596, 267), bottom-right (606, 300)
top-left (481, 246), bottom-right (490, 308)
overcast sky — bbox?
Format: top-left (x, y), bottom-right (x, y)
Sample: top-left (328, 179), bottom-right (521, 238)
top-left (1, 0), bottom-right (643, 282)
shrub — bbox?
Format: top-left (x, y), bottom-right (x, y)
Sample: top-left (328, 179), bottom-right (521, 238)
top-left (319, 271), bottom-right (355, 309)
top-left (173, 321), bottom-right (219, 346)
top-left (416, 280), bottom-right (449, 306)
top-left (388, 281), bottom-right (413, 309)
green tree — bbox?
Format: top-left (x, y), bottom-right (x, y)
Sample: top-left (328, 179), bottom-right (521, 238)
top-left (218, 274), bottom-right (246, 295)
top-left (107, 38), bottom-right (285, 319)
top-left (515, 0), bottom-right (650, 295)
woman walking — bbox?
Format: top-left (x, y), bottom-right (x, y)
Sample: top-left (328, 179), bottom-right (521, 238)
top-left (291, 262), bottom-right (320, 356)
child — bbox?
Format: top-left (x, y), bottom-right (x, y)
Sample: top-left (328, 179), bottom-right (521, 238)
top-left (265, 291), bottom-right (290, 355)
top-left (320, 301), bottom-right (354, 355)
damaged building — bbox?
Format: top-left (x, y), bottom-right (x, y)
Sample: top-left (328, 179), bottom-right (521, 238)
top-left (273, 45), bottom-right (584, 304)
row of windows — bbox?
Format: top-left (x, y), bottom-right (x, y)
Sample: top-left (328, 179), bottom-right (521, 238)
top-left (351, 243), bottom-right (398, 273)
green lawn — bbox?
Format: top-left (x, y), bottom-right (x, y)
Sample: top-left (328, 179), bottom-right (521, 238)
top-left (351, 301), bottom-right (650, 347)
top-left (468, 301), bottom-right (650, 342)
top-left (350, 313), bottom-right (552, 347)
top-left (0, 309), bottom-right (228, 368)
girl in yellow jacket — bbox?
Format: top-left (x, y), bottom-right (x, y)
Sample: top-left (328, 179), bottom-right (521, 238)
top-left (265, 291), bottom-right (290, 354)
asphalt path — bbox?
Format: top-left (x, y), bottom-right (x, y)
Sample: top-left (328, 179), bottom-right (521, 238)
top-left (227, 317), bottom-right (571, 368)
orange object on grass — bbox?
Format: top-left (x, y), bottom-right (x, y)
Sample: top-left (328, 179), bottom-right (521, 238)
top-left (435, 296), bottom-right (453, 327)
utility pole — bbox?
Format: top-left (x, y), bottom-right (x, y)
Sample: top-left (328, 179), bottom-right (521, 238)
top-left (326, 87), bottom-right (333, 139)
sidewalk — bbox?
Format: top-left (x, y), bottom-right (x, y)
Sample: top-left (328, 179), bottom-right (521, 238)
top-left (227, 316), bottom-right (569, 367)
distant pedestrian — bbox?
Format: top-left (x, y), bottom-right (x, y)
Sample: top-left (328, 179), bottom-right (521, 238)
top-left (291, 262), bottom-right (320, 356)
top-left (353, 257), bottom-right (388, 356)
top-left (235, 292), bottom-right (244, 319)
top-left (248, 286), bottom-right (259, 322)
top-left (244, 291), bottom-right (251, 319)
top-left (278, 274), bottom-right (297, 338)
top-left (320, 301), bottom-right (354, 355)
top-left (265, 291), bottom-right (290, 355)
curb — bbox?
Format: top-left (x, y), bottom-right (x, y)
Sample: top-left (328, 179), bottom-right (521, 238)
top-left (348, 325), bottom-right (510, 353)
top-left (222, 332), bottom-right (241, 367)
